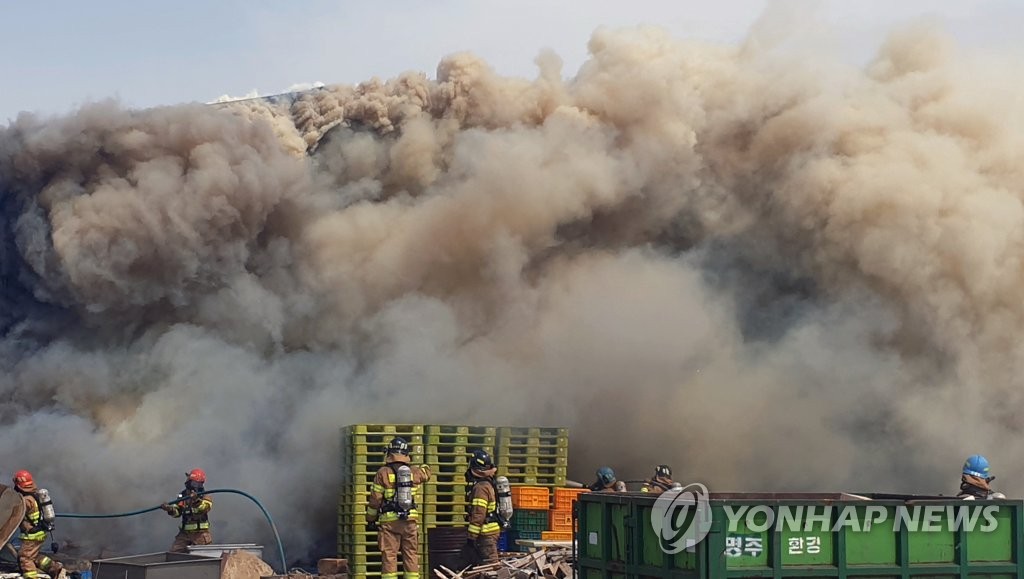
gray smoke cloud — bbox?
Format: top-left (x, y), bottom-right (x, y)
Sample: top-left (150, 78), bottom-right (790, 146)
top-left (1, 5), bottom-right (1022, 564)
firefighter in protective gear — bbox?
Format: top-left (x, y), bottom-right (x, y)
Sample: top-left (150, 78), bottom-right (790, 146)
top-left (462, 450), bottom-right (502, 566)
top-left (589, 467), bottom-right (626, 493)
top-left (957, 455), bottom-right (1006, 500)
top-left (13, 470), bottom-right (63, 579)
top-left (641, 465), bottom-right (674, 494)
top-left (367, 437), bottom-right (432, 579)
top-left (161, 468), bottom-right (214, 553)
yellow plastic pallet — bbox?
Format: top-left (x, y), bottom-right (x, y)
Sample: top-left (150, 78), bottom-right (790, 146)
top-left (496, 427), bottom-right (568, 438)
top-left (343, 424), bottom-right (426, 435)
top-left (420, 473), bottom-right (463, 484)
top-left (421, 485), bottom-right (468, 493)
top-left (339, 453), bottom-right (390, 465)
top-left (500, 475), bottom-right (566, 486)
top-left (498, 465), bottom-right (568, 477)
top-left (337, 531), bottom-right (428, 548)
top-left (425, 425), bottom-right (497, 436)
top-left (342, 442), bottom-right (426, 457)
top-left (423, 453), bottom-right (473, 465)
top-left (430, 463), bottom-right (470, 474)
top-left (496, 445), bottom-right (567, 457)
top-left (423, 445), bottom-right (469, 455)
top-left (423, 493), bottom-right (469, 503)
top-left (496, 436), bottom-right (569, 448)
top-left (425, 434), bottom-right (497, 446)
top-left (420, 513), bottom-right (468, 525)
top-left (496, 454), bottom-right (568, 466)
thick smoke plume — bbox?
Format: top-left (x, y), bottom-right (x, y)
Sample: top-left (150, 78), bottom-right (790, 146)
top-left (2, 8), bottom-right (1023, 563)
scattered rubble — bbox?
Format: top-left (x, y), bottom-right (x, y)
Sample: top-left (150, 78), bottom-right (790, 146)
top-left (432, 548), bottom-right (574, 579)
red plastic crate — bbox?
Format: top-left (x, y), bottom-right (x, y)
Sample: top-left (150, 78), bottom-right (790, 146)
top-left (511, 486), bottom-right (550, 510)
top-left (554, 487), bottom-right (590, 511)
top-left (548, 509), bottom-right (573, 533)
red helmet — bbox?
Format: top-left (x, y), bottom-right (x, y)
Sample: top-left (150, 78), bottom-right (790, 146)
top-left (13, 470), bottom-right (34, 490)
top-left (187, 468), bottom-right (207, 484)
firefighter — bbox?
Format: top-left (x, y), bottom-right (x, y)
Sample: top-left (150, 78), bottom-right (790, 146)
top-left (462, 450), bottom-right (502, 566)
top-left (589, 467), bottom-right (626, 493)
top-left (12, 470), bottom-right (63, 579)
top-left (640, 465), bottom-right (675, 494)
top-left (957, 455), bottom-right (1006, 500)
top-left (161, 468), bottom-right (214, 553)
top-left (367, 437), bottom-right (432, 579)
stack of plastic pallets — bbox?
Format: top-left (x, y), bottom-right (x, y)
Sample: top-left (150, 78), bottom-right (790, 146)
top-left (338, 424), bottom-right (571, 564)
top-left (337, 424), bottom-right (428, 577)
top-left (496, 427), bottom-right (569, 551)
top-left (421, 425), bottom-right (496, 530)
top-left (495, 427), bottom-right (568, 491)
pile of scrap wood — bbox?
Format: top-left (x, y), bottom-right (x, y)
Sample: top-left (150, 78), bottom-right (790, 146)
top-left (432, 548), bottom-right (573, 579)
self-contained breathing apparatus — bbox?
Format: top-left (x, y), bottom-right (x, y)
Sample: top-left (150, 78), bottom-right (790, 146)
top-left (494, 476), bottom-right (513, 529)
top-left (21, 488), bottom-right (60, 554)
top-left (37, 489), bottom-right (56, 532)
top-left (382, 464), bottom-right (416, 520)
top-left (465, 472), bottom-right (513, 530)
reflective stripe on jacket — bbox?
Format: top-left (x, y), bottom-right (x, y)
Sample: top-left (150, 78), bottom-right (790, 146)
top-left (367, 461), bottom-right (431, 523)
top-left (20, 495), bottom-right (46, 541)
top-left (168, 496), bottom-right (213, 532)
top-left (467, 480), bottom-right (501, 538)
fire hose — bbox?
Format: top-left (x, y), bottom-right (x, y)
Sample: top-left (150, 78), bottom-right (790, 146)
top-left (54, 488), bottom-right (287, 574)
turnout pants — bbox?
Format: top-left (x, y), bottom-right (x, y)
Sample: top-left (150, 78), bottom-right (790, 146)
top-left (378, 519), bottom-right (419, 579)
top-left (462, 533), bottom-right (500, 566)
top-left (19, 538), bottom-right (62, 578)
top-left (475, 533), bottom-right (500, 565)
top-left (170, 530), bottom-right (212, 553)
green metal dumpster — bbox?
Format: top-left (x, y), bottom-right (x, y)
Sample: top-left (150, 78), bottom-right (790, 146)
top-left (575, 492), bottom-right (1024, 579)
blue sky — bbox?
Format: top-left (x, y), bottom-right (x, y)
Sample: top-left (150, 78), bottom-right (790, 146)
top-left (2, 0), bottom-right (1021, 122)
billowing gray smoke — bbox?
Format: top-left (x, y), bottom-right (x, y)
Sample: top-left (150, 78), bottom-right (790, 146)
top-left (1, 9), bottom-right (1022, 563)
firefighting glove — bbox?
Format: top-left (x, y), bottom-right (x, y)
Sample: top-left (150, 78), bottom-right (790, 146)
top-left (366, 521), bottom-right (378, 532)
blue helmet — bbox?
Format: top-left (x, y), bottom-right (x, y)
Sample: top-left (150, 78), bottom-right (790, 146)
top-left (597, 467), bottom-right (616, 485)
top-left (963, 454), bottom-right (991, 479)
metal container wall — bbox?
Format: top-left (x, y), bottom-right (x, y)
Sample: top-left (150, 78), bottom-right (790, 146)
top-left (186, 543), bottom-right (264, 559)
top-left (576, 492), bottom-right (1024, 579)
top-left (91, 552), bottom-right (223, 579)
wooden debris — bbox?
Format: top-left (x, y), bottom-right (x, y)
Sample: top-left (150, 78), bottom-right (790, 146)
top-left (317, 558), bottom-right (349, 575)
top-left (431, 547), bottom-right (574, 579)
